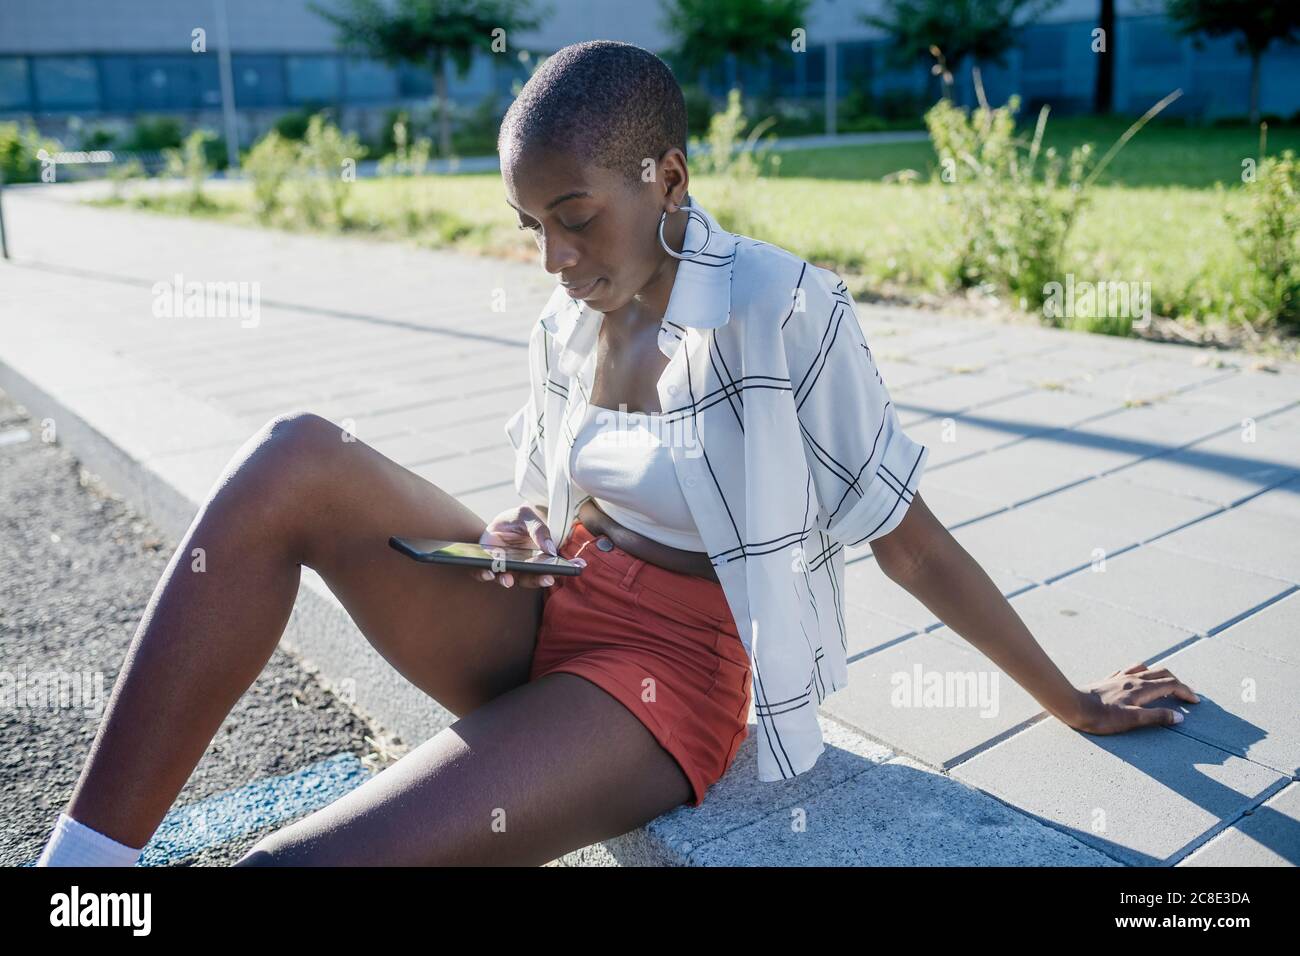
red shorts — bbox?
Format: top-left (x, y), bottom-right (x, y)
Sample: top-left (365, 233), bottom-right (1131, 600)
top-left (527, 520), bottom-right (752, 808)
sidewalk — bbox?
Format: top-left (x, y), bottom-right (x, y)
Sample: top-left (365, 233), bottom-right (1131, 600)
top-left (2, 185), bottom-right (1297, 866)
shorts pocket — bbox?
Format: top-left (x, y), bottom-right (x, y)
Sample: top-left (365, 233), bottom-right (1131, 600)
top-left (634, 582), bottom-right (728, 637)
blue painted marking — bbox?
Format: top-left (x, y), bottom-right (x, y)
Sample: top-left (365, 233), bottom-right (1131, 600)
top-left (139, 753), bottom-right (372, 865)
top-left (25, 753), bottom-right (373, 866)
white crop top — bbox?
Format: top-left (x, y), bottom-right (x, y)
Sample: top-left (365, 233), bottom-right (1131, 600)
top-left (569, 403), bottom-right (707, 552)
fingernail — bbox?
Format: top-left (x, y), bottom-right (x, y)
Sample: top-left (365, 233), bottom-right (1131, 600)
top-left (544, 538), bottom-right (557, 555)
top-left (540, 576), bottom-right (554, 586)
top-left (1171, 710), bottom-right (1184, 724)
top-left (503, 574), bottom-right (513, 587)
top-left (574, 557), bottom-right (587, 567)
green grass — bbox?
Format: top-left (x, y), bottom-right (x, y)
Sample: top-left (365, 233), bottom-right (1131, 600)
top-left (764, 117), bottom-right (1300, 189)
top-left (93, 116), bottom-right (1300, 345)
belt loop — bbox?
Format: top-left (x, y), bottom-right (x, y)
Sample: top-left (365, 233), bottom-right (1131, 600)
top-left (619, 558), bottom-right (644, 590)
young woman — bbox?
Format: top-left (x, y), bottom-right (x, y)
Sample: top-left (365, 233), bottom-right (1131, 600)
top-left (38, 40), bottom-right (1198, 868)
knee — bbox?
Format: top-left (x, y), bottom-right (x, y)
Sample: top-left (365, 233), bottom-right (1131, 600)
top-left (243, 411), bottom-right (353, 485)
top-left (213, 412), bottom-right (349, 548)
top-left (255, 411), bottom-right (350, 461)
top-left (232, 839), bottom-right (295, 866)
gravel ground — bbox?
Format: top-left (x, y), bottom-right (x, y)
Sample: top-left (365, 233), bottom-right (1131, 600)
top-left (0, 388), bottom-right (389, 866)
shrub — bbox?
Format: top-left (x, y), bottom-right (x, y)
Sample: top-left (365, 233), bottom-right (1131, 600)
top-left (0, 121), bottom-right (61, 183)
top-left (274, 105), bottom-right (330, 142)
top-left (925, 83), bottom-right (1178, 329)
top-left (107, 157), bottom-right (146, 201)
top-left (242, 130), bottom-right (300, 222)
top-left (124, 116), bottom-right (183, 152)
top-left (292, 113), bottom-right (367, 228)
top-left (926, 94), bottom-right (1092, 314)
top-left (376, 113), bottom-right (431, 177)
top-left (163, 129), bottom-right (216, 211)
top-left (690, 88), bottom-right (779, 236)
top-left (1222, 149), bottom-right (1300, 327)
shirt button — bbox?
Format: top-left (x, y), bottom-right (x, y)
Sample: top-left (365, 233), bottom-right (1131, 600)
top-left (668, 384), bottom-right (679, 395)
top-left (596, 536), bottom-right (615, 551)
top-left (685, 476), bottom-right (698, 488)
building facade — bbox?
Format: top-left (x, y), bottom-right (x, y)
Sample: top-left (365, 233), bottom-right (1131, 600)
top-left (2, 0), bottom-right (1297, 147)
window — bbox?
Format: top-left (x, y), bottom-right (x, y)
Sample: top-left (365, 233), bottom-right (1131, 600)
top-left (343, 58), bottom-right (398, 101)
top-left (0, 57), bottom-right (31, 111)
top-left (130, 56), bottom-right (221, 110)
top-left (232, 54), bottom-right (286, 108)
top-left (32, 56), bottom-right (99, 110)
top-left (286, 55), bottom-right (340, 103)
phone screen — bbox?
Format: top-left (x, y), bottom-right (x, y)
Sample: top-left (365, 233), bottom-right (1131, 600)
top-left (388, 537), bottom-right (583, 575)
top-left (436, 541), bottom-right (569, 564)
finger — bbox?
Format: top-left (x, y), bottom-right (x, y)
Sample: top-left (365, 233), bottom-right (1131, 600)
top-left (1120, 661), bottom-right (1149, 675)
top-left (517, 574), bottom-right (556, 589)
top-left (1132, 676), bottom-right (1201, 706)
top-left (1126, 704), bottom-right (1184, 728)
top-left (522, 516), bottom-right (556, 555)
top-left (1163, 679), bottom-right (1201, 704)
top-left (1137, 669), bottom-right (1200, 703)
top-left (497, 571), bottom-right (514, 588)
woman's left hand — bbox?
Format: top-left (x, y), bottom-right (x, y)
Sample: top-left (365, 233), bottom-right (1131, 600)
top-left (1067, 662), bottom-right (1201, 734)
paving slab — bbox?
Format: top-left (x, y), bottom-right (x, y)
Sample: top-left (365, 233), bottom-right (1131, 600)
top-left (825, 631), bottom-right (1047, 769)
top-left (1029, 472), bottom-right (1222, 545)
top-left (951, 718), bottom-right (1289, 866)
top-left (1153, 638), bottom-right (1300, 777)
top-left (1050, 544), bottom-right (1294, 636)
top-left (1150, 506), bottom-right (1300, 584)
top-left (949, 501), bottom-right (1140, 584)
top-left (1180, 783), bottom-right (1300, 866)
top-left (931, 584), bottom-right (1199, 685)
top-left (687, 754), bottom-right (1120, 866)
top-left (1211, 590), bottom-right (1300, 666)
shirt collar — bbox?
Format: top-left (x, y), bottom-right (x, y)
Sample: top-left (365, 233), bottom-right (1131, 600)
top-left (537, 197), bottom-right (737, 377)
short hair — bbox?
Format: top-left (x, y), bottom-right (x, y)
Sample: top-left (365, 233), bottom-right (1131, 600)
top-left (498, 40), bottom-right (688, 191)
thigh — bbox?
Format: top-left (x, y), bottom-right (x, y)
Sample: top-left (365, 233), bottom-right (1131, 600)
top-left (261, 413), bottom-right (545, 717)
top-left (234, 671), bottom-right (693, 866)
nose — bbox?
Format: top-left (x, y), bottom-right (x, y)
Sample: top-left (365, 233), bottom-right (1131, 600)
top-left (538, 230), bottom-right (579, 277)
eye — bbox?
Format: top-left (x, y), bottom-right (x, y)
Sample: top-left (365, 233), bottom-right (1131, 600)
top-left (517, 216), bottom-right (594, 233)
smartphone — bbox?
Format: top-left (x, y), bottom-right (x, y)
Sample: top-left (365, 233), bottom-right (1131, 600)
top-left (388, 537), bottom-right (584, 576)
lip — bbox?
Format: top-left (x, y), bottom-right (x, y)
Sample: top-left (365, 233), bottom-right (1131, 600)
top-left (563, 277), bottom-right (602, 299)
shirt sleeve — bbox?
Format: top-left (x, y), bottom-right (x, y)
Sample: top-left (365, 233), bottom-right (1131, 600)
top-left (503, 322), bottom-right (551, 512)
top-left (783, 265), bottom-right (929, 548)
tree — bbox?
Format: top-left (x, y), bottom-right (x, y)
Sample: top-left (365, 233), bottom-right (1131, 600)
top-left (660, 0), bottom-right (810, 100)
top-left (862, 0), bottom-right (1062, 103)
top-left (312, 0), bottom-right (548, 159)
top-left (1165, 0), bottom-right (1300, 124)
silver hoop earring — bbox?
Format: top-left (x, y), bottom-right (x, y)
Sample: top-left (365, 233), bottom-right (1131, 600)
top-left (658, 197), bottom-right (712, 261)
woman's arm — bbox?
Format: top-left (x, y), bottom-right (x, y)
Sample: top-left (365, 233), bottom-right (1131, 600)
top-left (869, 492), bottom-right (1199, 732)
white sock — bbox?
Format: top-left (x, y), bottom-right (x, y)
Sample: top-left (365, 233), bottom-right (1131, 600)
top-left (36, 811), bottom-right (144, 867)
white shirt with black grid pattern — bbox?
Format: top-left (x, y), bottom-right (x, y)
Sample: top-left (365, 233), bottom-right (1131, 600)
top-left (504, 198), bottom-right (930, 786)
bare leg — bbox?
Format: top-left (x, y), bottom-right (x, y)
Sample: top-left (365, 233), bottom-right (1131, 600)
top-left (233, 671), bottom-right (694, 866)
top-left (62, 413), bottom-right (544, 850)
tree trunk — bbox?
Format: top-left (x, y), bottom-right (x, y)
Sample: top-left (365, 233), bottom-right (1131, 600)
top-left (1093, 0), bottom-right (1115, 114)
top-left (434, 50), bottom-right (451, 159)
top-left (1248, 50), bottom-right (1261, 126)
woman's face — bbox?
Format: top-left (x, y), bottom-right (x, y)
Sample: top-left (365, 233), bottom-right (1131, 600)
top-left (502, 145), bottom-right (686, 312)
